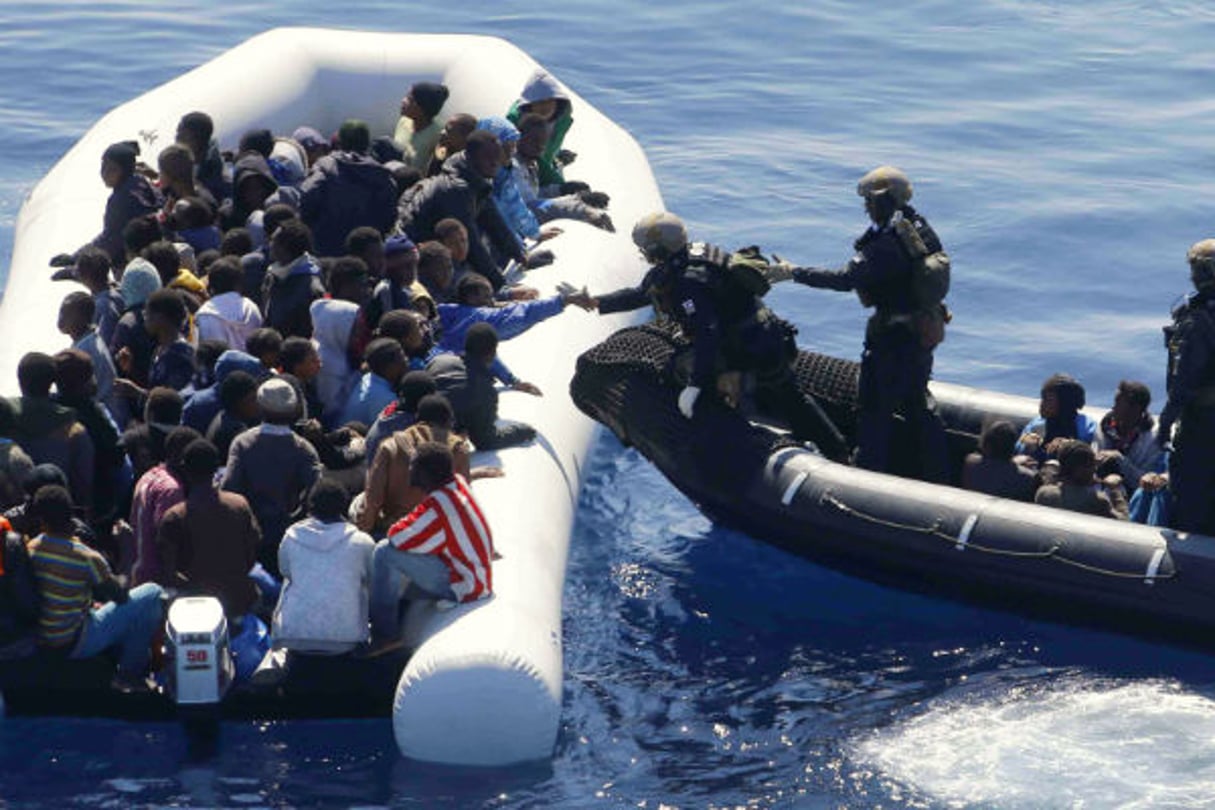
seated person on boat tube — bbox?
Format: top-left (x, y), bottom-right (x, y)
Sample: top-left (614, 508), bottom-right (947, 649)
top-left (395, 129), bottom-right (528, 294)
top-left (585, 212), bottom-right (848, 462)
top-left (962, 420), bottom-right (1036, 502)
top-left (357, 393), bottom-right (500, 537)
top-left (427, 323), bottom-right (541, 452)
top-left (1015, 373), bottom-right (1097, 467)
top-left (48, 140), bottom-right (162, 269)
top-left (273, 479), bottom-right (375, 655)
top-left (1094, 380), bottom-right (1165, 495)
top-left (1033, 439), bottom-right (1128, 521)
top-left (26, 485), bottom-right (164, 691)
top-left (512, 112), bottom-right (613, 233)
top-left (370, 441), bottom-right (494, 646)
top-left (393, 81), bottom-right (450, 173)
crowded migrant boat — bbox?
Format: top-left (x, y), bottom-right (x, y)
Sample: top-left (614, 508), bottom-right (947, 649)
top-left (2, 53), bottom-right (1214, 704)
top-left (0, 70), bottom-right (616, 695)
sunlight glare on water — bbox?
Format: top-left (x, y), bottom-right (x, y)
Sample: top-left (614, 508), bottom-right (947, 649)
top-left (857, 676), bottom-right (1215, 808)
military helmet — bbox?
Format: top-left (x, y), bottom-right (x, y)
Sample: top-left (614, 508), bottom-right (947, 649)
top-left (1187, 238), bottom-right (1215, 290)
top-left (857, 165), bottom-right (913, 206)
top-left (631, 212), bottom-right (688, 262)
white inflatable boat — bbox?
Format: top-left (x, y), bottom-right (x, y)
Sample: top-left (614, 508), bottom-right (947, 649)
top-left (0, 27), bottom-right (662, 765)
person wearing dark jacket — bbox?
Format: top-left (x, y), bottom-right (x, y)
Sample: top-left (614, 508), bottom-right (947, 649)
top-left (396, 130), bottom-right (527, 292)
top-left (261, 219), bottom-right (326, 339)
top-left (0, 523), bottom-right (39, 659)
top-left (176, 111), bottom-right (229, 203)
top-left (588, 213), bottom-right (848, 461)
top-left (54, 349), bottom-right (129, 535)
top-left (790, 166), bottom-right (949, 480)
top-left (1159, 239), bottom-right (1215, 535)
top-left (427, 323), bottom-right (538, 451)
top-left (158, 439), bottom-right (261, 619)
top-left (81, 141), bottom-right (163, 266)
top-left (221, 152), bottom-right (280, 232)
top-left (221, 378), bottom-right (322, 576)
top-left (5, 353), bottom-right (96, 518)
top-left (300, 120), bottom-right (398, 257)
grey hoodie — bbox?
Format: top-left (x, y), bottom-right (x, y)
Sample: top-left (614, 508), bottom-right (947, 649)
top-left (273, 516), bottom-right (375, 654)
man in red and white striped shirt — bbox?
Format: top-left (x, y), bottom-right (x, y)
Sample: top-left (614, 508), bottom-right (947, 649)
top-left (370, 441), bottom-right (494, 645)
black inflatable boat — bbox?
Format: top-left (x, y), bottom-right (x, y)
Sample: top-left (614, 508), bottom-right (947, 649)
top-left (570, 324), bottom-right (1215, 649)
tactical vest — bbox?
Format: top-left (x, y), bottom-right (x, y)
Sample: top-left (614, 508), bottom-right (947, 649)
top-left (1165, 295), bottom-right (1215, 407)
top-left (892, 212), bottom-right (951, 349)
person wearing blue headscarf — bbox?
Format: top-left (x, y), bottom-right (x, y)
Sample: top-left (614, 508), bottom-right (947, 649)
top-left (475, 116), bottom-right (542, 246)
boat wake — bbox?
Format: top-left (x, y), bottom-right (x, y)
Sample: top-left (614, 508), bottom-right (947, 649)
top-left (856, 675), bottom-right (1215, 808)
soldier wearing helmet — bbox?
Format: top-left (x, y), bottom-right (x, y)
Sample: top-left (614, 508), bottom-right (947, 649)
top-left (786, 166), bottom-right (949, 481)
top-left (586, 212), bottom-right (847, 460)
top-left (1157, 239), bottom-right (1215, 534)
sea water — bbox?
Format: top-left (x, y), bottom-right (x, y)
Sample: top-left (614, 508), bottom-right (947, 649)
top-left (2, 1), bottom-right (1215, 807)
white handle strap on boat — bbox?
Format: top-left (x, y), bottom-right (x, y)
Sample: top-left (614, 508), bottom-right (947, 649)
top-left (781, 471), bottom-right (809, 506)
top-left (1144, 547), bottom-right (1166, 586)
top-left (955, 513), bottom-right (979, 551)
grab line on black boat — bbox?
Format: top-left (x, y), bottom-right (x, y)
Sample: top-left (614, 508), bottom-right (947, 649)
top-left (818, 492), bottom-right (1177, 582)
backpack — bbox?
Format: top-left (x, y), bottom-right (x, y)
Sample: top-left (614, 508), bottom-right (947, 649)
top-left (688, 243), bottom-right (773, 299)
top-left (894, 215), bottom-right (952, 349)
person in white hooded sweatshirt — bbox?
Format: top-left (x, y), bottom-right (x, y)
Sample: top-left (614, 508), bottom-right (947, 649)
top-left (309, 297), bottom-right (361, 428)
top-left (194, 256), bottom-right (263, 352)
top-left (272, 479), bottom-right (375, 654)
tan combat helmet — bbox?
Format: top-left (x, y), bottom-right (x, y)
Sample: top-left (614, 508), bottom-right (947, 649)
top-left (631, 211), bottom-right (688, 263)
top-left (1187, 238), bottom-right (1215, 290)
top-left (857, 165), bottom-right (914, 207)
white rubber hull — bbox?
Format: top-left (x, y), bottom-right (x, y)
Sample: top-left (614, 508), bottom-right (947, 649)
top-left (0, 27), bottom-right (663, 765)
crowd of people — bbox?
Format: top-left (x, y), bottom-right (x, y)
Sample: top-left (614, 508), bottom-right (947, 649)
top-left (0, 69), bottom-right (610, 688)
top-left (1, 64), bottom-right (1213, 695)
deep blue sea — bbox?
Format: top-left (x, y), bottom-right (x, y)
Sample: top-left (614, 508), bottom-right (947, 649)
top-left (4, 2), bottom-right (1215, 807)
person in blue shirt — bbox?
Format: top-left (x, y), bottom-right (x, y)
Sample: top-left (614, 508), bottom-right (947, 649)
top-left (436, 272), bottom-right (593, 353)
top-left (339, 338), bottom-right (408, 428)
top-left (1015, 373), bottom-right (1097, 465)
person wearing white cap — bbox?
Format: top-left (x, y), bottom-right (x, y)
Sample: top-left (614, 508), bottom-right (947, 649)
top-left (220, 378), bottom-right (321, 577)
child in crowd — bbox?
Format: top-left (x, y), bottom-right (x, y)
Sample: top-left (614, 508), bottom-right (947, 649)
top-left (195, 256), bottom-right (263, 351)
top-left (1034, 439), bottom-right (1129, 520)
top-left (961, 421), bottom-right (1037, 502)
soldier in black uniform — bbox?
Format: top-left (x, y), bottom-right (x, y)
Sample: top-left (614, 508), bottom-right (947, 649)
top-left (1158, 239), bottom-right (1215, 535)
top-left (786, 166), bottom-right (950, 481)
top-left (588, 212), bottom-right (848, 461)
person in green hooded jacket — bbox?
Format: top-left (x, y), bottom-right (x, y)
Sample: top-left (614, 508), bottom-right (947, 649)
top-left (505, 68), bottom-right (575, 190)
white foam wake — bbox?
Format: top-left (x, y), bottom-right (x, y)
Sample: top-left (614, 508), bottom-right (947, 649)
top-left (856, 677), bottom-right (1215, 808)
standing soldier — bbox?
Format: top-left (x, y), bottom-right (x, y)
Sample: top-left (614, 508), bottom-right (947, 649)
top-left (788, 166), bottom-right (950, 481)
top-left (587, 212), bottom-right (848, 461)
top-left (1158, 240), bottom-right (1215, 535)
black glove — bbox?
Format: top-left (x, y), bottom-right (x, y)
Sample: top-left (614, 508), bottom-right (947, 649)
top-left (556, 149), bottom-right (577, 167)
top-left (49, 252), bottom-right (75, 268)
top-left (578, 190), bottom-right (610, 209)
top-left (559, 180), bottom-right (590, 195)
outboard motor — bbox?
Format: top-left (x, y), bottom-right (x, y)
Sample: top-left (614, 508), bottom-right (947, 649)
top-left (163, 596), bottom-right (234, 711)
